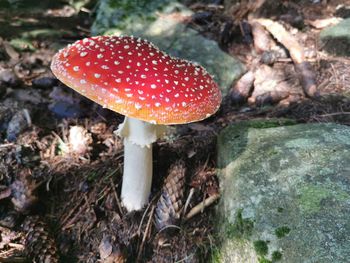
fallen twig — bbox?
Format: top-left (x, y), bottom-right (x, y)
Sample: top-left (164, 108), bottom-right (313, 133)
top-left (109, 178), bottom-right (123, 215)
top-left (182, 188), bottom-right (195, 217)
top-left (0, 143), bottom-right (15, 149)
top-left (253, 18), bottom-right (318, 97)
top-left (137, 205), bottom-right (155, 262)
top-left (185, 193), bottom-right (220, 221)
top-left (0, 187), bottom-right (11, 200)
top-left (0, 256), bottom-right (27, 263)
top-left (319, 112), bottom-right (350, 117)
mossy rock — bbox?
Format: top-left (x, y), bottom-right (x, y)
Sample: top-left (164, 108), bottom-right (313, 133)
top-left (320, 18), bottom-right (350, 57)
top-left (215, 121), bottom-right (350, 262)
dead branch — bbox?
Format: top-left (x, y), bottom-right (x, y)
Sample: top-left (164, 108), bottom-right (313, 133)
top-left (184, 193), bottom-right (220, 221)
top-left (230, 71), bottom-right (255, 104)
top-left (253, 18), bottom-right (318, 97)
top-left (251, 21), bottom-right (272, 53)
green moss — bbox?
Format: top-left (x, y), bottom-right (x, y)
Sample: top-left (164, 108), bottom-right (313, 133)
top-left (275, 226), bottom-right (291, 238)
top-left (87, 171), bottom-right (99, 182)
top-left (258, 257), bottom-right (272, 263)
top-left (253, 240), bottom-right (268, 256)
top-left (277, 207), bottom-right (284, 213)
top-left (298, 184), bottom-right (350, 214)
top-left (210, 248), bottom-right (222, 263)
top-left (272, 251), bottom-right (282, 261)
top-left (10, 38), bottom-right (35, 51)
top-left (247, 119), bottom-right (297, 129)
top-left (21, 29), bottom-right (69, 39)
top-left (226, 209), bottom-right (254, 239)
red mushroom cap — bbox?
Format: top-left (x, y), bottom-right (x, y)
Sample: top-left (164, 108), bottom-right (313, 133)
top-left (51, 36), bottom-right (221, 124)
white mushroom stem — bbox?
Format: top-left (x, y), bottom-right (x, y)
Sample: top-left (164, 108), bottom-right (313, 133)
top-left (116, 117), bottom-right (165, 212)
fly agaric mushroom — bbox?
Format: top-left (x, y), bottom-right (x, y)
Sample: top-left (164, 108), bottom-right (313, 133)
top-left (51, 36), bottom-right (221, 211)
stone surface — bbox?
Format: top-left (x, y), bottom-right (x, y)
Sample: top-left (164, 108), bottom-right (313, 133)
top-left (216, 121), bottom-right (350, 263)
top-left (92, 0), bottom-right (244, 94)
top-left (320, 18), bottom-right (350, 56)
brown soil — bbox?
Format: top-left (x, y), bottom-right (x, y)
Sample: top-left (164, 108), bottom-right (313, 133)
top-left (0, 1), bottom-right (349, 262)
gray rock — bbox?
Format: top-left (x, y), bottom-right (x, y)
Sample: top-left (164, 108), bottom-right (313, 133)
top-left (216, 120), bottom-right (350, 263)
top-left (92, 0), bottom-right (244, 94)
top-left (7, 109), bottom-right (31, 142)
top-left (32, 77), bottom-right (58, 89)
top-left (0, 68), bottom-right (21, 86)
top-left (320, 18), bottom-right (350, 56)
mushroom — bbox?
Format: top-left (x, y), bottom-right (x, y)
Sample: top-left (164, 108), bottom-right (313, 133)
top-left (50, 35), bottom-right (221, 211)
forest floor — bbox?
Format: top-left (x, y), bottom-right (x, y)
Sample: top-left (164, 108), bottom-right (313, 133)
top-left (0, 0), bottom-right (349, 262)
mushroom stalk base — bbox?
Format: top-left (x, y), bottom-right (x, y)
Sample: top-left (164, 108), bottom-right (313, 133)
top-left (117, 117), bottom-right (165, 212)
top-left (122, 137), bottom-right (152, 211)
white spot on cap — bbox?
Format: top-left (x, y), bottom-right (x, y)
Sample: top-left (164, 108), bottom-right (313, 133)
top-left (184, 77), bottom-right (189, 81)
top-left (137, 62), bottom-right (141, 67)
top-left (101, 65), bottom-right (109, 69)
top-left (135, 103), bottom-right (142, 110)
top-left (80, 79), bottom-right (87, 84)
top-left (152, 60), bottom-right (158, 65)
top-left (115, 78), bottom-right (121, 83)
top-left (80, 52), bottom-right (87, 57)
top-left (174, 81), bottom-right (178, 85)
top-left (94, 73), bottom-right (101, 78)
top-left (97, 54), bottom-right (103, 59)
top-left (86, 62), bottom-right (91, 66)
top-left (174, 93), bottom-right (179, 98)
top-left (151, 84), bottom-right (157, 89)
top-left (155, 102), bottom-right (161, 107)
top-left (141, 75), bottom-right (146, 79)
top-left (73, 66), bottom-right (79, 72)
top-left (124, 45), bottom-right (130, 49)
top-left (114, 61), bottom-right (120, 65)
top-left (182, 102), bottom-right (187, 107)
